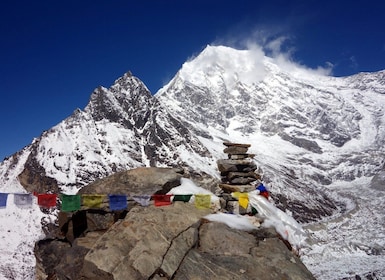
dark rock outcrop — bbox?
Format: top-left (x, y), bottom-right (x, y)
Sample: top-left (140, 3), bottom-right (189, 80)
top-left (17, 146), bottom-right (59, 194)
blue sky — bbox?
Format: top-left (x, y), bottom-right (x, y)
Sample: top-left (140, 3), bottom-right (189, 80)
top-left (1, 0), bottom-right (385, 160)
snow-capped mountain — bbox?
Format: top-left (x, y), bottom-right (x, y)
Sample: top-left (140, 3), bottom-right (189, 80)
top-left (1, 45), bottom-right (385, 279)
top-left (1, 72), bottom-right (213, 194)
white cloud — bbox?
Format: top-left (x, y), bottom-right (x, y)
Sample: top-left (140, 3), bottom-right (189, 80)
top-left (212, 28), bottom-right (333, 77)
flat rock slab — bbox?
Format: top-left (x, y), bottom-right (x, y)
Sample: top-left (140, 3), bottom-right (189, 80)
top-left (78, 167), bottom-right (184, 195)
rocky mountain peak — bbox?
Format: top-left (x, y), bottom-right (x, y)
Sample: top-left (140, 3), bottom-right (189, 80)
top-left (84, 72), bottom-right (153, 126)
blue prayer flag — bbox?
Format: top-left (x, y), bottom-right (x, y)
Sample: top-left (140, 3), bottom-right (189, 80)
top-left (108, 194), bottom-right (127, 211)
top-left (0, 193), bottom-right (8, 208)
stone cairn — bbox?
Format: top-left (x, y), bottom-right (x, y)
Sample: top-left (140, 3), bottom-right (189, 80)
top-left (217, 142), bottom-right (262, 214)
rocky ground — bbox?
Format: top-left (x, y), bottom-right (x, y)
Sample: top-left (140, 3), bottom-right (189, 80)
top-left (34, 167), bottom-right (315, 280)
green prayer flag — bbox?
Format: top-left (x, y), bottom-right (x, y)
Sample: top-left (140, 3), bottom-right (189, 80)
top-left (61, 194), bottom-right (81, 212)
top-left (173, 194), bottom-right (192, 202)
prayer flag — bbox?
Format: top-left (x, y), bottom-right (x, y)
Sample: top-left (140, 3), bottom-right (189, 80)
top-left (0, 193), bottom-right (8, 208)
top-left (108, 194), bottom-right (127, 211)
top-left (173, 194), bottom-right (192, 202)
top-left (194, 194), bottom-right (211, 209)
top-left (152, 194), bottom-right (172, 207)
top-left (14, 193), bottom-right (33, 208)
top-left (61, 194), bottom-right (81, 212)
top-left (37, 194), bottom-right (57, 208)
top-left (132, 195), bottom-right (151, 207)
top-left (82, 194), bottom-right (105, 208)
top-left (238, 195), bottom-right (249, 209)
top-left (232, 192), bottom-right (249, 209)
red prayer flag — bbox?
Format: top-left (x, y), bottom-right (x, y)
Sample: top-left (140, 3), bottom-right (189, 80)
top-left (152, 194), bottom-right (172, 207)
top-left (38, 194), bottom-right (57, 208)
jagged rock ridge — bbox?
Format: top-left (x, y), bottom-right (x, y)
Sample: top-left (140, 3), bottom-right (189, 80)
top-left (1, 72), bottom-right (214, 194)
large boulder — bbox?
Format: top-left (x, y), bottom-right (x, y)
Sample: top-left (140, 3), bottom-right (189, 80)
top-left (78, 167), bottom-right (184, 195)
top-left (35, 202), bottom-right (315, 280)
top-left (78, 202), bottom-right (314, 280)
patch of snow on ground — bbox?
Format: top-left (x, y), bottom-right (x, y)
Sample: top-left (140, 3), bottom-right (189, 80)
top-left (204, 212), bottom-right (258, 231)
top-left (0, 195), bottom-right (49, 279)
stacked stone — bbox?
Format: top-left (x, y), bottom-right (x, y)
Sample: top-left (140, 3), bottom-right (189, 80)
top-left (217, 142), bottom-right (261, 191)
top-left (217, 142), bottom-right (261, 214)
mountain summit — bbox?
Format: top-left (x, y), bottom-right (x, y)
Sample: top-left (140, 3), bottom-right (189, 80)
top-left (1, 45), bottom-right (385, 279)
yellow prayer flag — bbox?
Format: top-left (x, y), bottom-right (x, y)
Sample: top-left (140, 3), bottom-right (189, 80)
top-left (231, 192), bottom-right (249, 209)
top-left (238, 194), bottom-right (249, 209)
top-left (82, 194), bottom-right (106, 208)
top-left (194, 194), bottom-right (211, 209)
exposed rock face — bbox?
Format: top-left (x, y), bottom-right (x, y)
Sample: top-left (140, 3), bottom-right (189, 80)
top-left (17, 146), bottom-right (59, 194)
top-left (180, 223), bottom-right (313, 280)
top-left (36, 203), bottom-right (314, 280)
top-left (81, 203), bottom-right (208, 279)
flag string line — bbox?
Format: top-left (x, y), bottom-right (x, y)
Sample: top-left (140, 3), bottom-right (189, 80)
top-left (0, 192), bottom-right (221, 211)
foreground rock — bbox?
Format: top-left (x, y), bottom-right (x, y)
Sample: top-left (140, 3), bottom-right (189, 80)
top-left (35, 167), bottom-right (315, 279)
top-left (36, 202), bottom-right (314, 279)
top-left (81, 203), bottom-right (209, 279)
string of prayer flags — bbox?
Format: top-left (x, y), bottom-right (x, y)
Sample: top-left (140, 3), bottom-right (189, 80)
top-left (194, 194), bottom-right (211, 209)
top-left (0, 192), bottom-right (220, 212)
top-left (108, 194), bottom-right (127, 211)
top-left (132, 195), bottom-right (151, 207)
top-left (152, 194), bottom-right (172, 207)
top-left (14, 193), bottom-right (33, 209)
top-left (61, 194), bottom-right (81, 212)
top-left (82, 194), bottom-right (105, 209)
top-left (173, 194), bottom-right (192, 202)
top-left (37, 194), bottom-right (57, 209)
top-left (232, 192), bottom-right (249, 209)
top-left (0, 193), bottom-right (8, 208)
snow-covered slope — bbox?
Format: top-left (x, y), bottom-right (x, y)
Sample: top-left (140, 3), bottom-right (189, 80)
top-left (1, 45), bottom-right (385, 279)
